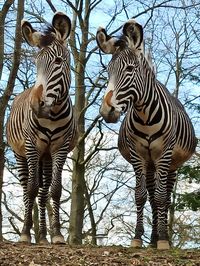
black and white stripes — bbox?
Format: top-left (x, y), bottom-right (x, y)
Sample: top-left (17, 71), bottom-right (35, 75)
top-left (96, 19), bottom-right (197, 249)
top-left (6, 12), bottom-right (77, 244)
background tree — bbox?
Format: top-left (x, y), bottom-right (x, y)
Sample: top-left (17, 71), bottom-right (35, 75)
top-left (0, 0), bottom-right (24, 241)
top-left (1, 0), bottom-right (200, 248)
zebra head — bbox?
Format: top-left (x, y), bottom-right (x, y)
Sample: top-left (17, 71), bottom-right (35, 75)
top-left (21, 12), bottom-right (71, 118)
top-left (96, 20), bottom-right (144, 123)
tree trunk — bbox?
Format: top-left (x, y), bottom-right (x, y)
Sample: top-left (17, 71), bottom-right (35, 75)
top-left (68, 40), bottom-right (86, 244)
top-left (0, 0), bottom-right (14, 80)
top-left (0, 0), bottom-right (24, 241)
top-left (84, 185), bottom-right (97, 245)
top-left (68, 146), bottom-right (85, 244)
top-left (67, 0), bottom-right (90, 245)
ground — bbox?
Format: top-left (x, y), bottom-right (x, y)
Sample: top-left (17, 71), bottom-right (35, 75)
top-left (0, 242), bottom-right (200, 265)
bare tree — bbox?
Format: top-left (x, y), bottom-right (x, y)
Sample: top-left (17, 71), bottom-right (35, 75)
top-left (0, 0), bottom-right (24, 241)
top-left (2, 0), bottom-right (200, 248)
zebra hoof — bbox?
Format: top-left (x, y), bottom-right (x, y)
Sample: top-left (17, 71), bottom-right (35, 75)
top-left (131, 239), bottom-right (142, 248)
top-left (157, 240), bottom-right (170, 250)
top-left (39, 238), bottom-right (49, 245)
top-left (52, 235), bottom-right (65, 244)
top-left (19, 234), bottom-right (31, 244)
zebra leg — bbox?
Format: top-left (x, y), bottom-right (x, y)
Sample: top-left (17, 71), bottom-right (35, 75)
top-left (166, 170), bottom-right (177, 246)
top-left (132, 170), bottom-right (147, 248)
top-left (154, 153), bottom-right (172, 250)
top-left (22, 147), bottom-right (40, 243)
top-left (155, 175), bottom-right (168, 249)
top-left (15, 153), bottom-right (31, 243)
top-left (38, 159), bottom-right (52, 244)
top-left (50, 152), bottom-right (67, 244)
top-left (146, 169), bottom-right (158, 247)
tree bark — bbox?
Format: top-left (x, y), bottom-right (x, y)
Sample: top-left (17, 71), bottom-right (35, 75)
top-left (68, 0), bottom-right (89, 245)
top-left (68, 40), bottom-right (87, 244)
top-left (0, 0), bottom-right (14, 80)
top-left (0, 0), bottom-right (24, 241)
top-left (68, 147), bottom-right (85, 244)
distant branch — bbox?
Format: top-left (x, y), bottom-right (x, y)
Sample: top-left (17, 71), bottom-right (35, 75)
top-left (45, 0), bottom-right (57, 13)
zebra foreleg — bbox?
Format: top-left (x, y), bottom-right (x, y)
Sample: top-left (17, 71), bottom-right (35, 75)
top-left (50, 171), bottom-right (64, 244)
top-left (131, 172), bottom-right (147, 248)
top-left (154, 170), bottom-right (170, 249)
top-left (22, 150), bottom-right (40, 243)
top-left (15, 154), bottom-right (32, 243)
top-left (154, 148), bottom-right (175, 250)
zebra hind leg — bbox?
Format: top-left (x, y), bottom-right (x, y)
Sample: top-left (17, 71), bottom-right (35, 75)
top-left (155, 174), bottom-right (170, 250)
top-left (38, 186), bottom-right (50, 245)
top-left (38, 158), bottom-right (52, 244)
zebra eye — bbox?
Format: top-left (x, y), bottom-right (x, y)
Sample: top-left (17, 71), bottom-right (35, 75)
top-left (54, 57), bottom-right (62, 64)
top-left (126, 65), bottom-right (134, 72)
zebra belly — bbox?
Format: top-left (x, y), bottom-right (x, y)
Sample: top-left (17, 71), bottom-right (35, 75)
top-left (127, 134), bottom-right (193, 172)
top-left (170, 144), bottom-right (193, 171)
top-left (36, 135), bottom-right (66, 154)
top-left (134, 137), bottom-right (164, 162)
top-left (8, 137), bottom-right (26, 158)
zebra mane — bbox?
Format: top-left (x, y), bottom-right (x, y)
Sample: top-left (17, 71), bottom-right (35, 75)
top-left (114, 34), bottom-right (129, 51)
top-left (114, 35), bottom-right (128, 50)
top-left (39, 26), bottom-right (56, 47)
top-left (114, 34), bottom-right (144, 56)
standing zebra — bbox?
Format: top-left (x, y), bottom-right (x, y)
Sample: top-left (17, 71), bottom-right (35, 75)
top-left (96, 20), bottom-right (197, 250)
top-left (6, 12), bottom-right (77, 244)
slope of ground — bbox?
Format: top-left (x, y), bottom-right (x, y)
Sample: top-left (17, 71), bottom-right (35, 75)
top-left (0, 242), bottom-right (200, 266)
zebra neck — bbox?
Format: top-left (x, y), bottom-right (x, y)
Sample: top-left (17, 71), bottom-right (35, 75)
top-left (50, 95), bottom-right (71, 116)
top-left (31, 95), bottom-right (72, 121)
top-left (133, 59), bottom-right (156, 106)
top-left (56, 90), bottom-right (69, 105)
top-left (130, 56), bottom-right (161, 125)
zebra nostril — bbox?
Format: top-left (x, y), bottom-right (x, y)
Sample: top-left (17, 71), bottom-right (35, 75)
top-left (40, 101), bottom-right (45, 107)
top-left (110, 106), bottom-right (115, 113)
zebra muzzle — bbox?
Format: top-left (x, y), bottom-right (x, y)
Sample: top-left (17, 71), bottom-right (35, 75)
top-left (30, 98), bottom-right (51, 119)
top-left (100, 90), bottom-right (121, 123)
top-left (30, 85), bottom-right (51, 119)
top-left (100, 103), bottom-right (120, 123)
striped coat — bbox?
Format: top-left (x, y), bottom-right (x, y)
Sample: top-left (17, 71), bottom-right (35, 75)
top-left (96, 19), bottom-right (197, 250)
top-left (6, 12), bottom-right (77, 244)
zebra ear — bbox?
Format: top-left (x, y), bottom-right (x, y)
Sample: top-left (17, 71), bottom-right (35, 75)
top-left (52, 12), bottom-right (71, 42)
top-left (123, 19), bottom-right (144, 53)
top-left (21, 20), bottom-right (43, 47)
top-left (96, 27), bottom-right (117, 54)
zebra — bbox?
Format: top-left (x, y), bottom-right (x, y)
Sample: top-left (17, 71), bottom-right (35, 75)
top-left (6, 12), bottom-right (77, 244)
top-left (96, 20), bottom-right (197, 250)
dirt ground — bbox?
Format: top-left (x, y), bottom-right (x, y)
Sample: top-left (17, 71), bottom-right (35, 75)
top-left (0, 242), bottom-right (200, 266)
